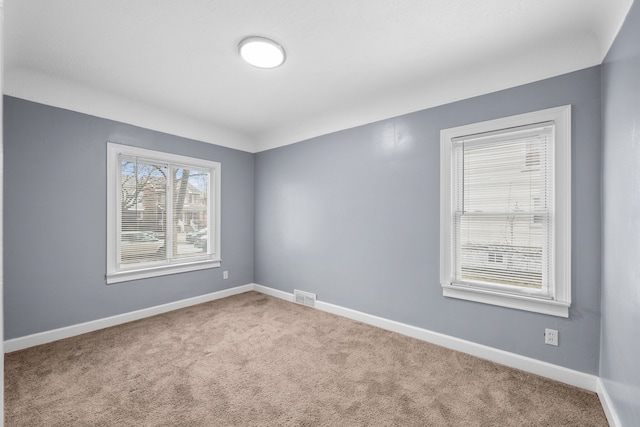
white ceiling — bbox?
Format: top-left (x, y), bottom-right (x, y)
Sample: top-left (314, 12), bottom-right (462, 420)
top-left (4, 0), bottom-right (633, 153)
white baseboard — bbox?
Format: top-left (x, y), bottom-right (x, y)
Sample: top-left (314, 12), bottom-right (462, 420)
top-left (252, 284), bottom-right (599, 392)
top-left (4, 282), bottom-right (600, 394)
top-left (4, 284), bottom-right (254, 353)
top-left (597, 378), bottom-right (622, 427)
top-left (253, 284), bottom-right (294, 302)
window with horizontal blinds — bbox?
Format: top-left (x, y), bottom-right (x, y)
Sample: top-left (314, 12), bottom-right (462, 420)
top-left (452, 123), bottom-right (553, 296)
top-left (107, 143), bottom-right (221, 284)
top-left (119, 157), bottom-right (168, 265)
top-left (440, 106), bottom-right (571, 317)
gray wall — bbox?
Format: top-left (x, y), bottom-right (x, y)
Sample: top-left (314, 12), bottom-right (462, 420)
top-left (601, 0), bottom-right (640, 425)
top-left (3, 97), bottom-right (254, 340)
top-left (255, 67), bottom-right (603, 374)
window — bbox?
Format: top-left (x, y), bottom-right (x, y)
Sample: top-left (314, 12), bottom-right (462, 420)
top-left (440, 106), bottom-right (571, 317)
top-left (107, 143), bottom-right (221, 284)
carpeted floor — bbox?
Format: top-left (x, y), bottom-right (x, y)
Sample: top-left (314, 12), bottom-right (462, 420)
top-left (5, 291), bottom-right (608, 426)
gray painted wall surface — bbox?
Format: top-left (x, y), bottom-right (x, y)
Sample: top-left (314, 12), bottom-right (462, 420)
top-left (3, 97), bottom-right (254, 340)
top-left (601, 1), bottom-right (640, 425)
top-left (255, 67), bottom-right (603, 374)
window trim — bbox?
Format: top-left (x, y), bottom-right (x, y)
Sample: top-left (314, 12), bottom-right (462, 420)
top-left (440, 106), bottom-right (571, 317)
top-left (106, 143), bottom-right (221, 284)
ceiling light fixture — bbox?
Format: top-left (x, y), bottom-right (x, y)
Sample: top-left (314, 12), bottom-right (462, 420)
top-left (238, 36), bottom-right (286, 69)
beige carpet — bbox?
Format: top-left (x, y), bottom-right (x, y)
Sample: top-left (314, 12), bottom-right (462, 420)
top-left (5, 291), bottom-right (607, 426)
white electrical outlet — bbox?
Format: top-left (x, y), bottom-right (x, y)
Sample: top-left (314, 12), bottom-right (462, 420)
top-left (545, 328), bottom-right (558, 346)
top-left (223, 271), bottom-right (229, 280)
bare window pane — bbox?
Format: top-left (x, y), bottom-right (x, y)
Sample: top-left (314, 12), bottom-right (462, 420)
top-left (173, 168), bottom-right (210, 259)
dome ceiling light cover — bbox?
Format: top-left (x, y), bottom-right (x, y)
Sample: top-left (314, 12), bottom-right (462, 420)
top-left (238, 36), bottom-right (286, 69)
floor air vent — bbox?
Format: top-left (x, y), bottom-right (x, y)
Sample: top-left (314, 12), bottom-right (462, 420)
top-left (294, 290), bottom-right (316, 308)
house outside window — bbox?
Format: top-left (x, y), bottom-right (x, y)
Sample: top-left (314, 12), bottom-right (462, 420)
top-left (107, 143), bottom-right (221, 284)
top-left (440, 106), bottom-right (571, 317)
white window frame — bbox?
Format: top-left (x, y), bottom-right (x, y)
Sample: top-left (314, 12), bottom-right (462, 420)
top-left (106, 143), bottom-right (221, 284)
top-left (440, 106), bottom-right (571, 317)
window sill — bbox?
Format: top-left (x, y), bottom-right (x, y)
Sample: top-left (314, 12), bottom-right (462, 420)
top-left (107, 259), bottom-right (221, 284)
top-left (442, 284), bottom-right (569, 317)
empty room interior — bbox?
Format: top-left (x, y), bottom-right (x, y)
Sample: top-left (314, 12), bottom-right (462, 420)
top-left (1, 0), bottom-right (640, 426)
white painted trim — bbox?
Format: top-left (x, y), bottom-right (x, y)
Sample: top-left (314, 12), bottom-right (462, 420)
top-left (597, 378), bottom-right (622, 427)
top-left (253, 283), bottom-right (294, 302)
top-left (106, 143), bottom-right (222, 284)
top-left (1, 1), bottom-right (5, 425)
top-left (252, 284), bottom-right (597, 392)
top-left (106, 259), bottom-right (222, 284)
top-left (5, 282), bottom-right (598, 394)
top-left (442, 285), bottom-right (569, 318)
top-left (4, 284), bottom-right (253, 353)
top-left (439, 105), bottom-right (572, 317)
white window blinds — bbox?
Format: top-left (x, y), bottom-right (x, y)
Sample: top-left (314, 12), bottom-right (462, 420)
top-left (119, 157), bottom-right (168, 265)
top-left (107, 143), bottom-right (221, 284)
top-left (118, 156), bottom-right (213, 267)
top-left (451, 123), bottom-right (554, 297)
